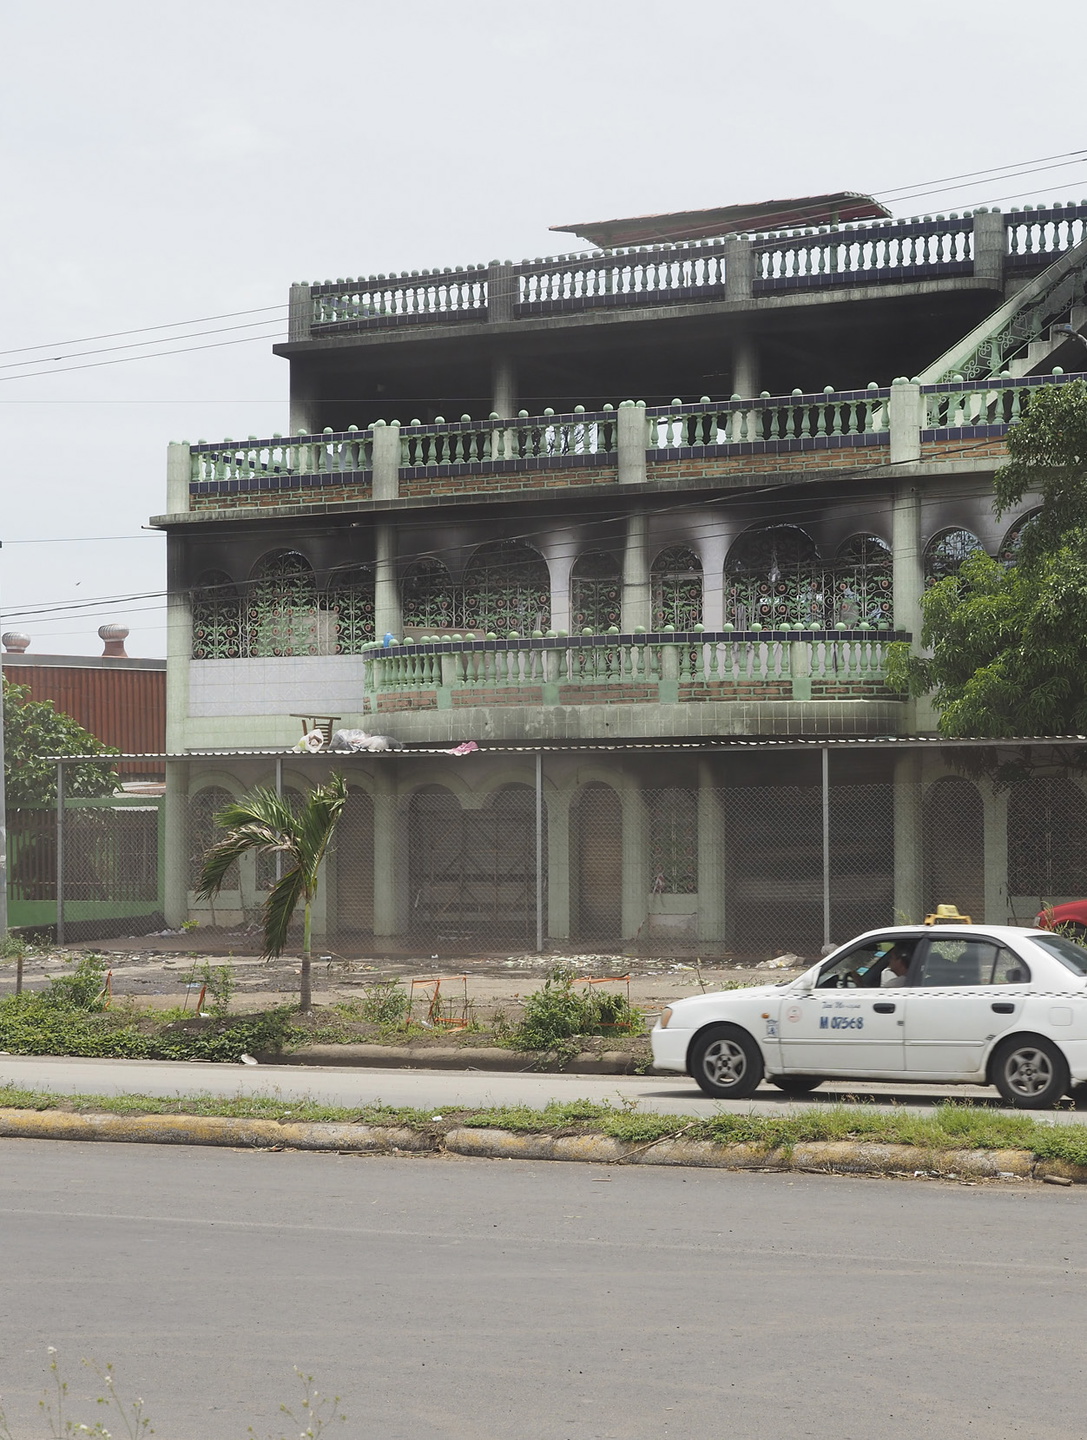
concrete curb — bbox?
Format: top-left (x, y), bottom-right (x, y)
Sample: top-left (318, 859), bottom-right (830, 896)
top-left (261, 1045), bottom-right (646, 1074)
top-left (2, 1108), bottom-right (1084, 1181)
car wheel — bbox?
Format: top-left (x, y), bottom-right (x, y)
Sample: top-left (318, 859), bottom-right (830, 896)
top-left (991, 1036), bottom-right (1069, 1109)
top-left (689, 1025), bottom-right (764, 1099)
top-left (770, 1075), bottom-right (824, 1095)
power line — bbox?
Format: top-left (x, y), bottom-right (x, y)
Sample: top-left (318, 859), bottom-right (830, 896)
top-left (875, 149), bottom-right (1087, 204)
top-left (0, 304), bottom-right (288, 359)
top-left (0, 317), bottom-right (290, 374)
top-left (0, 330), bottom-right (288, 384)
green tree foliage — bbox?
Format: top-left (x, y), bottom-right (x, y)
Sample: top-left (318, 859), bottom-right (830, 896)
top-left (886, 379), bottom-right (1087, 738)
top-left (196, 774), bottom-right (348, 1010)
top-left (2, 679), bottom-right (118, 807)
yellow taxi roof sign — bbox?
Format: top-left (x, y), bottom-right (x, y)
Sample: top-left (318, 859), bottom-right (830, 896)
top-left (924, 903), bottom-right (972, 925)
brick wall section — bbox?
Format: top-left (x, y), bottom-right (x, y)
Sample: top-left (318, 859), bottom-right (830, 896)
top-left (376, 691), bottom-right (439, 711)
top-left (559, 685), bottom-right (659, 704)
top-left (679, 682), bottom-right (792, 701)
top-left (919, 437), bottom-right (1008, 463)
top-left (810, 682), bottom-right (900, 698)
top-left (191, 484), bottom-right (372, 512)
top-left (399, 464), bottom-right (617, 498)
top-left (453, 688), bottom-right (544, 706)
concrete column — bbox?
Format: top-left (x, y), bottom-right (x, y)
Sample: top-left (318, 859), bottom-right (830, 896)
top-left (696, 528), bottom-right (729, 631)
top-left (622, 512), bottom-right (651, 630)
top-left (166, 442), bottom-right (191, 515)
top-left (889, 380), bottom-right (923, 466)
top-left (163, 758), bottom-right (190, 929)
top-left (617, 401), bottom-right (648, 485)
top-left (893, 751), bottom-right (924, 924)
top-left (982, 782), bottom-right (1010, 924)
top-left (972, 209), bottom-right (1005, 289)
top-left (731, 332), bottom-right (759, 398)
top-left (543, 529), bottom-right (576, 633)
top-left (374, 522), bottom-right (400, 638)
top-left (288, 282), bottom-right (313, 342)
top-left (371, 420), bottom-right (401, 502)
top-left (621, 783), bottom-right (650, 943)
top-left (486, 261), bottom-right (516, 324)
top-left (724, 235), bottom-right (754, 304)
top-left (491, 354), bottom-right (517, 418)
top-left (891, 481), bottom-right (924, 641)
top-left (546, 793), bottom-right (571, 940)
top-left (372, 765), bottom-right (399, 938)
top-left (697, 762), bottom-right (726, 943)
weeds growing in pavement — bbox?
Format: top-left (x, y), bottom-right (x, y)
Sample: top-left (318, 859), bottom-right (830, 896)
top-left (194, 960), bottom-right (236, 1016)
top-left (0, 1352), bottom-right (346, 1439)
top-left (4, 1083), bottom-right (1087, 1165)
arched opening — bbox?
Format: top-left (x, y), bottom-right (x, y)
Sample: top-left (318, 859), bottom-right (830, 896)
top-left (401, 557), bottom-right (457, 632)
top-left (923, 777), bottom-right (985, 921)
top-left (923, 528), bottom-right (983, 587)
top-left (651, 546), bottom-right (702, 629)
top-left (462, 541), bottom-right (551, 635)
top-left (999, 509), bottom-right (1041, 565)
top-left (649, 788), bottom-right (697, 895)
top-left (833, 535), bottom-right (894, 627)
top-left (1009, 776), bottom-right (1087, 907)
top-left (573, 783), bottom-right (623, 940)
top-left (324, 564), bottom-right (375, 653)
top-left (406, 783), bottom-right (542, 943)
top-left (188, 787), bottom-right (237, 891)
top-left (191, 571), bottom-right (242, 660)
top-left (571, 551), bottom-right (622, 633)
top-left (246, 550), bottom-right (323, 656)
top-left (725, 526), bottom-right (821, 628)
top-left (335, 786), bottom-right (375, 936)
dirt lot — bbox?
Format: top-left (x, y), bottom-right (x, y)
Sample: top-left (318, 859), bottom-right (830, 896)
top-left (0, 927), bottom-right (809, 1021)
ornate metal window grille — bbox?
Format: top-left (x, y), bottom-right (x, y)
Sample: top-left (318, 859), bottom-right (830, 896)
top-left (246, 551), bottom-right (325, 656)
top-left (999, 510), bottom-right (1041, 565)
top-left (725, 527), bottom-right (893, 628)
top-left (191, 572), bottom-right (243, 659)
top-left (924, 528), bottom-right (983, 587)
top-left (462, 541), bottom-right (551, 635)
top-left (402, 558), bottom-right (458, 631)
top-left (188, 787), bottom-right (237, 890)
top-left (325, 565), bottom-right (375, 652)
top-left (651, 546), bottom-right (703, 629)
top-left (571, 551), bottom-right (622, 632)
top-left (832, 534), bottom-right (893, 627)
top-left (649, 787), bottom-right (698, 895)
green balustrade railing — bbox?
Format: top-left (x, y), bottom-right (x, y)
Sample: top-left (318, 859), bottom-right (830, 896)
top-left (190, 429), bottom-right (372, 485)
top-left (648, 388), bottom-right (889, 450)
top-left (399, 408), bottom-right (617, 468)
top-left (361, 632), bottom-right (900, 704)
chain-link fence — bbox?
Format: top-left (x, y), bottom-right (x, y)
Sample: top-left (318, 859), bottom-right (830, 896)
top-left (8, 797), bottom-right (164, 942)
top-left (167, 745), bottom-right (1087, 963)
top-left (20, 747), bottom-right (1087, 960)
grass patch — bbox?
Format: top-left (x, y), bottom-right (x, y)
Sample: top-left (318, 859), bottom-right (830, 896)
top-left (2, 1084), bottom-right (1087, 1165)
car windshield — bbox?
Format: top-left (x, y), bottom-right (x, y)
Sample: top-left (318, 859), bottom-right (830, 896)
top-left (1031, 933), bottom-right (1087, 976)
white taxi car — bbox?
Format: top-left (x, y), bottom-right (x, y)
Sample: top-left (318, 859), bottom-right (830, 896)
top-left (651, 925), bottom-right (1087, 1108)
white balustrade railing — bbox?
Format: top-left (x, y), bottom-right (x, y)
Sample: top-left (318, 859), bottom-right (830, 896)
top-left (647, 388), bottom-right (889, 450)
top-left (304, 206), bottom-right (1087, 333)
top-left (517, 241), bottom-right (728, 309)
top-left (1005, 204), bottom-right (1087, 265)
top-left (754, 216), bottom-right (973, 287)
top-left (311, 267), bottom-right (487, 327)
top-left (399, 408), bottom-right (617, 467)
top-left (190, 429), bottom-right (372, 485)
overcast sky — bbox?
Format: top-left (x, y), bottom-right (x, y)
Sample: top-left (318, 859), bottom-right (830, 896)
top-left (2, 0), bottom-right (1086, 656)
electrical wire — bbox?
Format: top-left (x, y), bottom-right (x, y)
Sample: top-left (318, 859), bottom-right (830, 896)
top-left (0, 304), bottom-right (288, 358)
top-left (0, 317), bottom-right (290, 373)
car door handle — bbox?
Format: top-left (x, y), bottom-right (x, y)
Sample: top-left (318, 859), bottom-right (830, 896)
top-left (873, 1002), bottom-right (896, 1014)
top-left (991, 1002), bottom-right (1016, 1014)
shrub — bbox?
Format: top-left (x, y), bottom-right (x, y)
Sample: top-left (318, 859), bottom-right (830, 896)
top-left (513, 966), bottom-right (642, 1052)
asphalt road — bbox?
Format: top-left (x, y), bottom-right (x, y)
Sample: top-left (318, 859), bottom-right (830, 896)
top-left (4, 1052), bottom-right (1087, 1122)
top-left (1, 1138), bottom-right (1084, 1440)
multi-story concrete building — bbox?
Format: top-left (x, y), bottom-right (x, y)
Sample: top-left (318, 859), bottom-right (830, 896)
top-left (153, 195), bottom-right (1087, 954)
